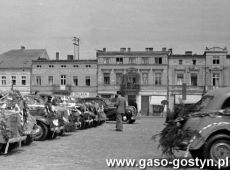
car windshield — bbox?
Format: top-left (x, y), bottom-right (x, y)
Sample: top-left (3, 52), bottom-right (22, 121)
top-left (24, 96), bottom-right (45, 105)
top-left (193, 95), bottom-right (214, 112)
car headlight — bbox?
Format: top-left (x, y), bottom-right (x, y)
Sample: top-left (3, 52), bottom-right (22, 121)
top-left (53, 119), bottom-right (59, 126)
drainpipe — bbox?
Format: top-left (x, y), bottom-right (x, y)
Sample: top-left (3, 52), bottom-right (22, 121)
top-left (166, 51), bottom-right (170, 116)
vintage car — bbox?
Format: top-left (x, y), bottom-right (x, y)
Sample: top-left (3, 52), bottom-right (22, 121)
top-left (39, 94), bottom-right (78, 132)
top-left (0, 90), bottom-right (36, 154)
top-left (172, 87), bottom-right (230, 169)
top-left (80, 97), bottom-right (137, 124)
top-left (23, 95), bottom-right (64, 141)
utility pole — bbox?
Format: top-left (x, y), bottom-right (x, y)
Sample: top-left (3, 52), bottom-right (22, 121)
top-left (73, 37), bottom-right (80, 60)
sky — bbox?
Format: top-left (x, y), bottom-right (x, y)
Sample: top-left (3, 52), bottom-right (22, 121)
top-left (0, 0), bottom-right (230, 59)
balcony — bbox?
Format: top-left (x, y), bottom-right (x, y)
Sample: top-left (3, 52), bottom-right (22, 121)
top-left (122, 83), bottom-right (140, 94)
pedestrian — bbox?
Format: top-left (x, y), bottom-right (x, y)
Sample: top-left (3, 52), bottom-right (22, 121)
top-left (115, 91), bottom-right (126, 131)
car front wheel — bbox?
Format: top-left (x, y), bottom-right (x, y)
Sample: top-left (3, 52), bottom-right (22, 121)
top-left (204, 134), bottom-right (230, 170)
top-left (34, 122), bottom-right (48, 141)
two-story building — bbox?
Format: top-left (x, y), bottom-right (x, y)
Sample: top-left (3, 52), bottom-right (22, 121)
top-left (204, 47), bottom-right (230, 90)
top-left (168, 47), bottom-right (230, 111)
top-left (168, 51), bottom-right (205, 109)
top-left (31, 53), bottom-right (97, 97)
top-left (0, 47), bottom-right (49, 94)
top-left (97, 48), bottom-right (169, 116)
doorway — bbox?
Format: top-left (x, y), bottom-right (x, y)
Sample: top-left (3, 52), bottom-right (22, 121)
top-left (128, 95), bottom-right (137, 110)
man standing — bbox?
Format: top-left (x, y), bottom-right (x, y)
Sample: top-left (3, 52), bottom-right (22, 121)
top-left (115, 91), bottom-right (126, 131)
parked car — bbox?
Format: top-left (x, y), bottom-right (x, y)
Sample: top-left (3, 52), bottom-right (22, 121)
top-left (79, 97), bottom-right (137, 124)
top-left (39, 94), bottom-right (77, 132)
top-left (23, 95), bottom-right (64, 141)
top-left (0, 90), bottom-right (36, 154)
top-left (173, 87), bottom-right (230, 169)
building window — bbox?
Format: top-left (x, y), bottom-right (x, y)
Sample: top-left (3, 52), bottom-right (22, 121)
top-left (179, 59), bottom-right (183, 65)
top-left (191, 73), bottom-right (197, 86)
top-left (11, 76), bottom-right (16, 85)
top-left (48, 76), bottom-right (53, 85)
top-left (1, 76), bottom-right (6, 85)
top-left (176, 73), bottom-right (184, 85)
top-left (142, 57), bottom-right (149, 64)
top-left (116, 73), bottom-right (123, 85)
top-left (116, 57), bottom-right (123, 64)
top-left (61, 65), bottom-right (66, 68)
top-left (103, 58), bottom-right (110, 64)
top-left (142, 73), bottom-right (148, 85)
top-left (155, 73), bottom-right (162, 85)
top-left (61, 75), bottom-right (66, 85)
top-left (86, 65), bottom-right (91, 68)
top-left (213, 56), bottom-right (220, 64)
top-left (155, 57), bottom-right (162, 64)
top-left (85, 76), bottom-right (90, 86)
top-left (103, 73), bottom-right (110, 85)
top-left (37, 65), bottom-right (42, 68)
top-left (73, 76), bottom-right (78, 86)
top-left (212, 73), bottom-right (220, 87)
top-left (73, 65), bottom-right (78, 68)
top-left (129, 58), bottom-right (136, 64)
top-left (49, 65), bottom-right (54, 68)
top-left (21, 76), bottom-right (26, 85)
top-left (36, 76), bottom-right (41, 86)
top-left (192, 60), bottom-right (196, 65)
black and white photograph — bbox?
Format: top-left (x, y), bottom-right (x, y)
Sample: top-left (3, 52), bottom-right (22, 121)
top-left (0, 0), bottom-right (230, 169)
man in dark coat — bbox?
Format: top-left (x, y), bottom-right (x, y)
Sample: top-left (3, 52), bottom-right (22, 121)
top-left (115, 91), bottom-right (126, 131)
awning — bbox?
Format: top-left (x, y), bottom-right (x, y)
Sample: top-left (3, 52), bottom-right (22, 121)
top-left (175, 95), bottom-right (202, 104)
top-left (150, 96), bottom-right (166, 105)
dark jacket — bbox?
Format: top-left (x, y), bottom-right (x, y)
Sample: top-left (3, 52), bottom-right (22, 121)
top-left (116, 96), bottom-right (126, 114)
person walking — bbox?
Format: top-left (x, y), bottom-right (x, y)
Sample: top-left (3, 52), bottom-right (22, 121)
top-left (115, 91), bottom-right (126, 131)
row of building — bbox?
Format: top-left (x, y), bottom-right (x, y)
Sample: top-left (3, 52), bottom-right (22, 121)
top-left (0, 46), bottom-right (229, 116)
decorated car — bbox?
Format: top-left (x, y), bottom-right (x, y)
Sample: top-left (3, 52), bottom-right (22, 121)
top-left (23, 95), bottom-right (64, 141)
top-left (0, 90), bottom-right (36, 154)
top-left (157, 87), bottom-right (230, 170)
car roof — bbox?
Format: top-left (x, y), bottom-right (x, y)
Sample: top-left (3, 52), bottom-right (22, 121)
top-left (203, 87), bottom-right (230, 110)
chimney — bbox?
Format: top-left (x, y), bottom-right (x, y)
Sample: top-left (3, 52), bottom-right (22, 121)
top-left (103, 48), bottom-right (106, 52)
top-left (162, 47), bottom-right (167, 51)
top-left (21, 46), bottom-right (25, 50)
top-left (120, 48), bottom-right (126, 52)
top-left (145, 48), bottom-right (153, 52)
top-left (67, 55), bottom-right (74, 60)
top-left (56, 52), bottom-right (59, 60)
top-left (127, 48), bottom-right (131, 52)
top-left (185, 51), bottom-right (192, 55)
top-left (149, 48), bottom-right (153, 51)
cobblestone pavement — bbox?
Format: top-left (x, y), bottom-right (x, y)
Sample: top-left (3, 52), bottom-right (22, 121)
top-left (0, 118), bottom-right (204, 170)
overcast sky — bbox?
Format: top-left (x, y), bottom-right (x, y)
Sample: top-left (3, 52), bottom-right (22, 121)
top-left (0, 0), bottom-right (230, 59)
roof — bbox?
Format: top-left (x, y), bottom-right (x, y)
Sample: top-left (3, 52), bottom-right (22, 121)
top-left (32, 59), bottom-right (97, 64)
top-left (169, 54), bottom-right (204, 58)
top-left (0, 49), bottom-right (49, 69)
top-left (97, 51), bottom-right (169, 56)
